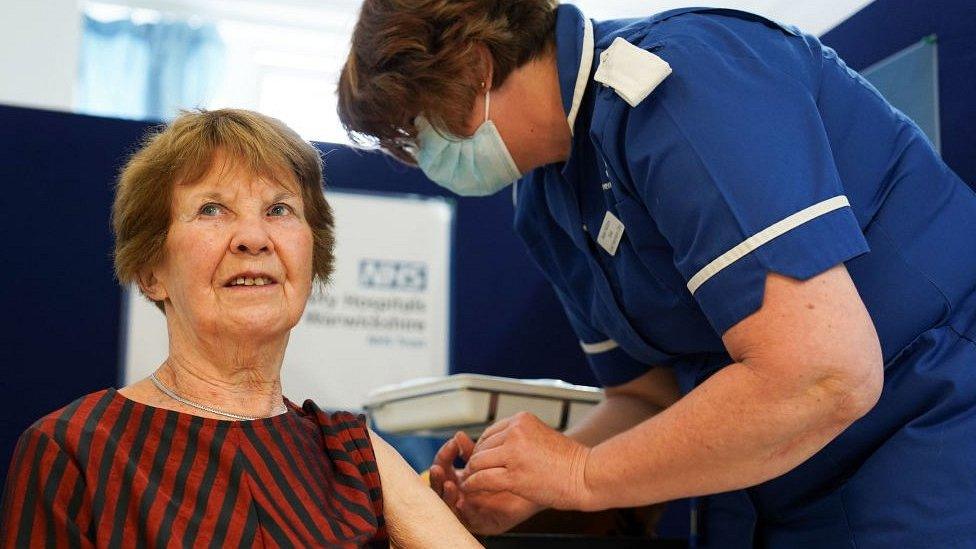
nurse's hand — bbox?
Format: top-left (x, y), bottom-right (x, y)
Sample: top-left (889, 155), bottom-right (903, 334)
top-left (461, 412), bottom-right (596, 511)
top-left (430, 431), bottom-right (543, 534)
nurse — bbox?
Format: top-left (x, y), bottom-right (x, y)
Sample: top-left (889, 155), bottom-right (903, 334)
top-left (338, 1), bottom-right (976, 546)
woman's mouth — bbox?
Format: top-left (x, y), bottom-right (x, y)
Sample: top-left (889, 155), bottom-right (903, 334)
top-left (227, 276), bottom-right (275, 287)
top-left (223, 272), bottom-right (279, 288)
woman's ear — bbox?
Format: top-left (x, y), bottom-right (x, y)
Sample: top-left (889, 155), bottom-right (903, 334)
top-left (473, 43), bottom-right (494, 89)
top-left (136, 268), bottom-right (168, 303)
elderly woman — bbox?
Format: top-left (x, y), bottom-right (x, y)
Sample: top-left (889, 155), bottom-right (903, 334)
top-left (337, 0), bottom-right (976, 546)
top-left (0, 109), bottom-right (479, 548)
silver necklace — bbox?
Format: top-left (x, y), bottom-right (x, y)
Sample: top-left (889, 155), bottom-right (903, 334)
top-left (149, 371), bottom-right (286, 421)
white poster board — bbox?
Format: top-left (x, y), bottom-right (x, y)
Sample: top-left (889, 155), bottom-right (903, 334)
top-left (121, 190), bottom-right (453, 410)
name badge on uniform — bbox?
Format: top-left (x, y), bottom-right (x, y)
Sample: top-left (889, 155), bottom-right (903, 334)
top-left (597, 211), bottom-right (625, 256)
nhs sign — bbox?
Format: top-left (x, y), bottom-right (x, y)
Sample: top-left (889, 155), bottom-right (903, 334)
top-left (358, 259), bottom-right (428, 292)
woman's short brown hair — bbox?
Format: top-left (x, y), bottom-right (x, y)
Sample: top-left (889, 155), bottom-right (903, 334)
top-left (337, 0), bottom-right (558, 163)
top-left (112, 108), bottom-right (335, 309)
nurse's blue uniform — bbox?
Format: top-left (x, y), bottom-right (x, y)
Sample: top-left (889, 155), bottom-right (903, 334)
top-left (515, 5), bottom-right (976, 547)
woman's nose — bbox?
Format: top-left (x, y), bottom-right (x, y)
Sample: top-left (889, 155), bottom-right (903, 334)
top-left (230, 219), bottom-right (273, 255)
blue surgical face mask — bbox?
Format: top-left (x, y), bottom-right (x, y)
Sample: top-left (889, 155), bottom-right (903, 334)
top-left (413, 90), bottom-right (522, 196)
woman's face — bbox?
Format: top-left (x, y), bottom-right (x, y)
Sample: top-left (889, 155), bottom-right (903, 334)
top-left (146, 155), bottom-right (314, 342)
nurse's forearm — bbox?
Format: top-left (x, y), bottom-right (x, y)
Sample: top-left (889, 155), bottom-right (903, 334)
top-left (565, 394), bottom-right (663, 447)
top-left (567, 367), bottom-right (682, 447)
top-left (581, 361), bottom-right (864, 510)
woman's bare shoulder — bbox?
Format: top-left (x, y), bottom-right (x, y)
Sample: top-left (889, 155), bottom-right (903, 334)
top-left (368, 430), bottom-right (483, 548)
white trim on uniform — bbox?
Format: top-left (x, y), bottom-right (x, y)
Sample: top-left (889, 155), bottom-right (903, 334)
top-left (566, 18), bottom-right (594, 136)
top-left (580, 339), bottom-right (619, 354)
top-left (686, 196), bottom-right (852, 295)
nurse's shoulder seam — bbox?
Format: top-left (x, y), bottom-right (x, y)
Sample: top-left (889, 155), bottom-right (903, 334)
top-left (593, 37), bottom-right (672, 108)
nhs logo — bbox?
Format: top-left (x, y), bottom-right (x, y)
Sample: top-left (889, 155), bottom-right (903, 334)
top-left (358, 259), bottom-right (428, 291)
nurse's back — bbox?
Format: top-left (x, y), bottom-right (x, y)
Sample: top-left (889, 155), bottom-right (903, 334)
top-left (814, 36), bottom-right (976, 358)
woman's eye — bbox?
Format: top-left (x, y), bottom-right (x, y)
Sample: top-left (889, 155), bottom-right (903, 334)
top-left (268, 203), bottom-right (292, 217)
top-left (199, 203), bottom-right (222, 216)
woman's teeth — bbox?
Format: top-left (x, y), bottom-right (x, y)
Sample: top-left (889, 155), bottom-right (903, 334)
top-left (231, 276), bottom-right (272, 286)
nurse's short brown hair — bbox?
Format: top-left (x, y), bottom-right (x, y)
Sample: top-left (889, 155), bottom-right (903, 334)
top-left (112, 109), bottom-right (335, 309)
top-left (337, 0), bottom-right (558, 163)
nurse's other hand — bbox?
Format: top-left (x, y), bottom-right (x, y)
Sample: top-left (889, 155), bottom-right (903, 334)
top-left (430, 432), bottom-right (543, 534)
top-left (429, 432), bottom-right (471, 508)
top-left (461, 412), bottom-right (596, 511)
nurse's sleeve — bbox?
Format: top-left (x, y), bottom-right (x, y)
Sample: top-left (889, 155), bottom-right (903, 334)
top-left (622, 43), bottom-right (869, 334)
top-left (553, 287), bottom-right (655, 387)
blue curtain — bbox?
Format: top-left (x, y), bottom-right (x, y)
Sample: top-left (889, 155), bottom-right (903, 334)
top-left (77, 15), bottom-right (224, 121)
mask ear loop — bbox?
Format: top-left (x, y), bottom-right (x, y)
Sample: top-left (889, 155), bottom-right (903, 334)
top-left (483, 81), bottom-right (490, 123)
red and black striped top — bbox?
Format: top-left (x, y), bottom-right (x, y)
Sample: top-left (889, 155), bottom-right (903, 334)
top-left (1, 388), bottom-right (387, 548)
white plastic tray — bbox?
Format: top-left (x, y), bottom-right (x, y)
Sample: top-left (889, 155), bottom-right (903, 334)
top-left (364, 374), bottom-right (603, 436)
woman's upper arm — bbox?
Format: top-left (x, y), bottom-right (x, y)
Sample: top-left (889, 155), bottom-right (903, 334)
top-left (368, 430), bottom-right (482, 548)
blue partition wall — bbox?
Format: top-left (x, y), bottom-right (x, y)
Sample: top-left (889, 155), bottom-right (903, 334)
top-left (1, 108), bottom-right (140, 489)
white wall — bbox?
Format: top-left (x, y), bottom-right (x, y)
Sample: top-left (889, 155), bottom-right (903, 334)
top-left (0, 0), bottom-right (82, 111)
